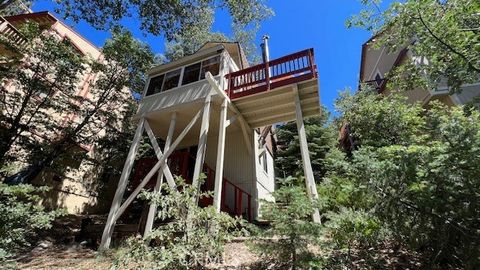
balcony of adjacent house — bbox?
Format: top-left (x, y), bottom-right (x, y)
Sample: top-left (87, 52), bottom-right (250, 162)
top-left (0, 16), bottom-right (28, 57)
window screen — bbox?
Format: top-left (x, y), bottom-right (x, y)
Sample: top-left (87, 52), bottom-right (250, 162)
top-left (182, 62), bottom-right (201, 85)
top-left (200, 56), bottom-right (220, 79)
top-left (146, 74), bottom-right (165, 96)
top-left (162, 69), bottom-right (181, 91)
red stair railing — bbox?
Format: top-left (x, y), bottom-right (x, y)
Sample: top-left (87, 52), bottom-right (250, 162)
top-left (133, 153), bottom-right (253, 222)
top-left (203, 164), bottom-right (253, 222)
top-left (226, 48), bottom-right (318, 99)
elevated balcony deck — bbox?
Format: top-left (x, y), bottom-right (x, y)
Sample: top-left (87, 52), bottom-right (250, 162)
top-left (139, 48), bottom-right (321, 144)
top-left (226, 48), bottom-right (321, 128)
top-left (0, 16), bottom-right (27, 54)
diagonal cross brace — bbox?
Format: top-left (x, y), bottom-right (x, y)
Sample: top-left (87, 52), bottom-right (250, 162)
top-left (111, 107), bottom-right (204, 223)
top-left (143, 112), bottom-right (177, 236)
top-left (205, 72), bottom-right (253, 155)
top-left (144, 120), bottom-right (176, 188)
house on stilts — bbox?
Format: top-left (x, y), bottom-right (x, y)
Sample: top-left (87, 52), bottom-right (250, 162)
top-left (100, 39), bottom-right (322, 248)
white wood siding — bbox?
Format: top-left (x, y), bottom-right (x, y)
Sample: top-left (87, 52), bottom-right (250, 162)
top-left (253, 131), bottom-right (275, 219)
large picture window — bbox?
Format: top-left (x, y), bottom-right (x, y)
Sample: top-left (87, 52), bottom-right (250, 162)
top-left (162, 69), bottom-right (181, 91)
top-left (145, 54), bottom-right (222, 96)
top-left (146, 74), bottom-right (164, 96)
top-left (200, 56), bottom-right (220, 79)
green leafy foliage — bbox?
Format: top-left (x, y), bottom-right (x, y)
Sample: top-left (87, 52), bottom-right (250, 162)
top-left (348, 0), bottom-right (480, 93)
top-left (0, 183), bottom-right (63, 263)
top-left (0, 22), bottom-right (86, 169)
top-left (323, 90), bottom-right (480, 268)
top-left (114, 177), bottom-right (245, 269)
top-left (1, 24), bottom-right (154, 186)
top-left (0, 0), bottom-right (32, 16)
top-left (55, 0), bottom-right (273, 62)
top-left (250, 177), bottom-right (324, 269)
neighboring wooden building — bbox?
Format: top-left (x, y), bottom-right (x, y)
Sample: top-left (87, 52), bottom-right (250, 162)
top-left (100, 42), bottom-right (323, 248)
top-left (340, 35), bottom-right (480, 151)
top-left (359, 35), bottom-right (480, 106)
top-left (0, 11), bottom-right (130, 214)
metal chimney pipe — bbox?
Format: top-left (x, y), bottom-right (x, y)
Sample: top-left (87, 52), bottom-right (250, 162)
top-left (260, 35), bottom-right (270, 63)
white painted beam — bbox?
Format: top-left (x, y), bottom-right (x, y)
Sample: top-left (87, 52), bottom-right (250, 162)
top-left (248, 106), bottom-right (320, 129)
top-left (100, 118), bottom-right (145, 249)
top-left (205, 72), bottom-right (252, 154)
top-left (293, 85), bottom-right (321, 223)
top-left (192, 95), bottom-right (212, 189)
top-left (213, 98), bottom-right (228, 212)
top-left (143, 112), bottom-right (177, 236)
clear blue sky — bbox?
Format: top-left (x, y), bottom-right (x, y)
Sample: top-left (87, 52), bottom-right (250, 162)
top-left (32, 0), bottom-right (390, 114)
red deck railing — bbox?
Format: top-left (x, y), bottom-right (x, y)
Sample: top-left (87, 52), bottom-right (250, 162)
top-left (226, 48), bottom-right (317, 99)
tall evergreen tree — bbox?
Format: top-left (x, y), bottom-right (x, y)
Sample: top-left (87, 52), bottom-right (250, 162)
top-left (319, 90), bottom-right (480, 268)
top-left (275, 108), bottom-right (336, 182)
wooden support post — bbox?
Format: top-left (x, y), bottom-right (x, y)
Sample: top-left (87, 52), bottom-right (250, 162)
top-left (213, 98), bottom-right (228, 212)
top-left (192, 95), bottom-right (212, 190)
top-left (100, 118), bottom-right (145, 249)
top-left (143, 112), bottom-right (177, 236)
top-left (293, 85), bottom-right (321, 223)
top-left (205, 72), bottom-right (252, 155)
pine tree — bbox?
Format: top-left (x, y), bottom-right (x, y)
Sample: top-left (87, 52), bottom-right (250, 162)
top-left (275, 108), bottom-right (336, 182)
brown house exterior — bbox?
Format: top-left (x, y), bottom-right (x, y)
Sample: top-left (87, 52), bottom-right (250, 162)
top-left (0, 11), bottom-right (131, 214)
top-left (359, 35), bottom-right (479, 107)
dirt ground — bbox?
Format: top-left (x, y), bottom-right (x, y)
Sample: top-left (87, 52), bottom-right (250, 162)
top-left (14, 245), bottom-right (112, 270)
top-left (7, 215), bottom-right (261, 270)
top-left (13, 241), bottom-right (262, 270)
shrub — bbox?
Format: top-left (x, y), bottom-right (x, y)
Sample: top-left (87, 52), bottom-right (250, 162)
top-left (250, 177), bottom-right (324, 269)
top-left (325, 90), bottom-right (480, 268)
top-left (114, 177), bottom-right (245, 269)
top-left (0, 183), bottom-right (63, 264)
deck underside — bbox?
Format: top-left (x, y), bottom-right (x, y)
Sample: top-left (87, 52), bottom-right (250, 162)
top-left (136, 78), bottom-right (320, 146)
top-left (232, 79), bottom-right (320, 128)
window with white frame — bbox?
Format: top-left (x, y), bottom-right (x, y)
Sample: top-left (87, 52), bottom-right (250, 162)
top-left (146, 74), bottom-right (165, 96)
top-left (259, 149), bottom-right (268, 174)
top-left (200, 55), bottom-right (220, 79)
top-left (182, 62), bottom-right (201, 85)
top-left (162, 68), bottom-right (182, 91)
top-left (145, 55), bottom-right (221, 97)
